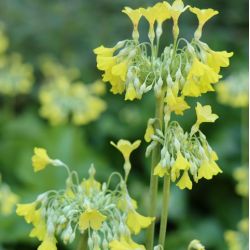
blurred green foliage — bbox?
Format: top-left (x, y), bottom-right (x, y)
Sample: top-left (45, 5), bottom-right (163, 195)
top-left (0, 0), bottom-right (248, 250)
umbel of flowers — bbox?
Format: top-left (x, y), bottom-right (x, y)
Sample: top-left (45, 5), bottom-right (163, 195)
top-left (39, 57), bottom-right (106, 126)
top-left (94, 0), bottom-right (233, 249)
top-left (16, 144), bottom-right (155, 250)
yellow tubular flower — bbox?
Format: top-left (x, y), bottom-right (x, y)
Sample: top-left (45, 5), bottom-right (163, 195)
top-left (111, 61), bottom-right (128, 81)
top-left (127, 210), bottom-right (155, 235)
top-left (125, 82), bottom-right (139, 101)
top-left (206, 50), bottom-right (233, 73)
top-left (192, 102), bottom-right (218, 133)
top-left (16, 202), bottom-right (37, 223)
top-left (176, 170), bottom-right (193, 190)
top-left (29, 210), bottom-right (47, 241)
top-left (111, 139), bottom-right (141, 163)
top-left (170, 0), bottom-right (186, 40)
top-left (190, 7), bottom-right (219, 40)
top-left (153, 162), bottom-right (168, 177)
top-left (109, 237), bottom-right (146, 250)
top-left (165, 87), bottom-right (190, 115)
top-left (78, 209), bottom-right (106, 231)
top-left (144, 123), bottom-right (154, 142)
top-left (38, 235), bottom-right (57, 250)
top-left (93, 45), bottom-right (116, 57)
top-left (141, 7), bottom-right (157, 41)
top-left (171, 151), bottom-right (190, 182)
top-left (32, 147), bottom-right (52, 172)
top-left (0, 187), bottom-right (19, 215)
top-left (122, 7), bottom-right (142, 40)
top-left (154, 2), bottom-right (171, 25)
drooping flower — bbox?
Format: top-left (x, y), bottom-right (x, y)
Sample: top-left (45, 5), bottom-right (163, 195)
top-left (126, 210), bottom-right (154, 235)
top-left (171, 151), bottom-right (190, 182)
top-left (165, 87), bottom-right (190, 115)
top-left (16, 202), bottom-right (37, 223)
top-left (190, 7), bottom-right (219, 40)
top-left (38, 235), bottom-right (57, 250)
top-left (191, 102), bottom-right (218, 134)
top-left (29, 210), bottom-right (47, 241)
top-left (109, 237), bottom-right (146, 250)
top-left (78, 209), bottom-right (106, 231)
top-left (154, 162), bottom-right (168, 177)
top-left (32, 147), bottom-right (53, 172)
top-left (176, 170), bottom-right (193, 190)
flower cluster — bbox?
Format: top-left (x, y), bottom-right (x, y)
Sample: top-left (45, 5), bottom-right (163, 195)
top-left (233, 166), bottom-right (249, 198)
top-left (216, 70), bottom-right (248, 108)
top-left (17, 142), bottom-right (154, 250)
top-left (94, 1), bottom-right (233, 103)
top-left (0, 175), bottom-right (19, 215)
top-left (224, 218), bottom-right (249, 250)
top-left (0, 26), bottom-right (34, 96)
top-left (39, 57), bottom-right (106, 126)
top-left (145, 102), bottom-right (222, 190)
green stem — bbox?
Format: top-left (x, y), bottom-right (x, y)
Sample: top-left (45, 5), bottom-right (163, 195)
top-left (158, 175), bottom-right (171, 248)
top-left (77, 233), bottom-right (88, 250)
top-left (146, 94), bottom-right (165, 250)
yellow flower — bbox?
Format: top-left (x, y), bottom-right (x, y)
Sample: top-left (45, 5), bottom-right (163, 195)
top-left (171, 151), bottom-right (190, 182)
top-left (206, 50), bottom-right (233, 73)
top-left (38, 235), bottom-right (57, 250)
top-left (112, 61), bottom-right (128, 82)
top-left (78, 209), bottom-right (106, 231)
top-left (141, 7), bottom-right (157, 26)
top-left (97, 56), bottom-right (116, 71)
top-left (109, 237), bottom-right (146, 250)
top-left (153, 2), bottom-right (171, 24)
top-left (32, 147), bottom-right (52, 172)
top-left (125, 82), bottom-right (141, 101)
top-left (0, 187), bottom-right (19, 215)
top-left (127, 210), bottom-right (154, 235)
top-left (170, 0), bottom-right (186, 39)
top-left (93, 45), bottom-right (115, 57)
top-left (165, 87), bottom-right (190, 115)
top-left (122, 7), bottom-right (142, 29)
top-left (144, 123), bottom-right (154, 142)
top-left (16, 202), bottom-right (37, 223)
top-left (153, 162), bottom-right (168, 177)
top-left (81, 167), bottom-right (101, 195)
top-left (111, 139), bottom-right (141, 162)
top-left (198, 160), bottom-right (222, 180)
top-left (192, 102), bottom-right (218, 133)
top-left (190, 7), bottom-right (219, 40)
top-left (29, 210), bottom-right (47, 241)
top-left (176, 170), bottom-right (192, 190)
top-left (118, 196), bottom-right (138, 212)
top-left (182, 57), bottom-right (221, 97)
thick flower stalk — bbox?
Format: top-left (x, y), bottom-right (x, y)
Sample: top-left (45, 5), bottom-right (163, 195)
top-left (39, 57), bottom-right (106, 126)
top-left (94, 1), bottom-right (232, 249)
top-left (17, 142), bottom-right (155, 250)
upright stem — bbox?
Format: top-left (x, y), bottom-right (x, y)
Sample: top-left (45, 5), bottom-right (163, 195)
top-left (77, 233), bottom-right (88, 250)
top-left (146, 94), bottom-right (164, 250)
top-left (158, 175), bottom-right (171, 247)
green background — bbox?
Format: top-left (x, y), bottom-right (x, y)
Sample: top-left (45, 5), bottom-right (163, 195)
top-left (0, 0), bottom-right (248, 249)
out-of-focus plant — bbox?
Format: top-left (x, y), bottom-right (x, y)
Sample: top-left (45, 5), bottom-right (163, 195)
top-left (225, 218), bottom-right (249, 250)
top-left (0, 175), bottom-right (19, 216)
top-left (216, 70), bottom-right (248, 108)
top-left (39, 57), bottom-right (106, 126)
top-left (0, 25), bottom-right (34, 96)
top-left (94, 0), bottom-right (232, 249)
